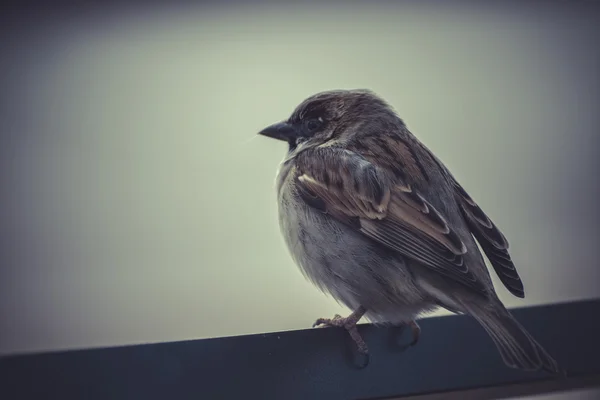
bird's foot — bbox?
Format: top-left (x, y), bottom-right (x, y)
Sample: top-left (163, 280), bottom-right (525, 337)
top-left (313, 306), bottom-right (369, 367)
top-left (390, 320), bottom-right (421, 352)
top-left (407, 320), bottom-right (421, 347)
top-left (313, 314), bottom-right (369, 354)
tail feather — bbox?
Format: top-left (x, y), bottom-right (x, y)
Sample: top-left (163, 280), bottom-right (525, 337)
top-left (465, 303), bottom-right (560, 374)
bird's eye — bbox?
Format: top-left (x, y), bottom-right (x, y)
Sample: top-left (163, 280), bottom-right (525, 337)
top-left (306, 117), bottom-right (323, 132)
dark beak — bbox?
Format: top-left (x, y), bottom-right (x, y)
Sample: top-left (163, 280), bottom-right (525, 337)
top-left (258, 121), bottom-right (298, 142)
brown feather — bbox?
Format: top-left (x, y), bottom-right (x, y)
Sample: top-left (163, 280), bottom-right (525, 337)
top-left (294, 145), bottom-right (488, 295)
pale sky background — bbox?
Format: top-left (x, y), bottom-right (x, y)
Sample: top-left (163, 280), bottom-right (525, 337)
top-left (1, 1), bottom-right (599, 398)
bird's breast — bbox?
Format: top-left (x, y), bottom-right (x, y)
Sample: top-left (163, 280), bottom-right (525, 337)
top-left (274, 163), bottom-right (427, 318)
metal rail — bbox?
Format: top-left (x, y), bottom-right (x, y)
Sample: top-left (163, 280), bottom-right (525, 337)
top-left (1, 299), bottom-right (599, 399)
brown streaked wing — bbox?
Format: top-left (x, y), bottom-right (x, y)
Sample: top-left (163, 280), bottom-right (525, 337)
top-left (294, 147), bottom-right (489, 295)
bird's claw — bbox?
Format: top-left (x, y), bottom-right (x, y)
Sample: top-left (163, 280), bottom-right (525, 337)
top-left (312, 312), bottom-right (370, 368)
top-left (391, 320), bottom-right (421, 352)
top-left (408, 320), bottom-right (421, 347)
top-left (312, 314), bottom-right (344, 328)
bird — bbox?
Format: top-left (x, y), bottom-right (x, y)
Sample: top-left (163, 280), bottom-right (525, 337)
top-left (257, 89), bottom-right (560, 374)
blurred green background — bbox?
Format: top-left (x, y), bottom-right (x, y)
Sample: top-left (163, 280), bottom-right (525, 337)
top-left (1, 2), bottom-right (598, 374)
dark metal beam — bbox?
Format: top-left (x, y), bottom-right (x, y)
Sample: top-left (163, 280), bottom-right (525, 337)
top-left (1, 299), bottom-right (599, 400)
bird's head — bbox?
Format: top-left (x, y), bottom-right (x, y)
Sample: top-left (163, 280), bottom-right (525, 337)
top-left (258, 89), bottom-right (396, 152)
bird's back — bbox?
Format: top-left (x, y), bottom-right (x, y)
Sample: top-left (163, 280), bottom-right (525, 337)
top-left (344, 123), bottom-right (497, 296)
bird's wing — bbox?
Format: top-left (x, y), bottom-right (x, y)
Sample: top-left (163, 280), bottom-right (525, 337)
top-left (294, 146), bottom-right (489, 295)
top-left (450, 179), bottom-right (524, 298)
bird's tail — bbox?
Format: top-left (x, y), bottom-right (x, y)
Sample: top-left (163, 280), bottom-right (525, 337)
top-left (464, 301), bottom-right (561, 374)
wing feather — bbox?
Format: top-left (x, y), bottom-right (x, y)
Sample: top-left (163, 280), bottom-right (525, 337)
top-left (294, 146), bottom-right (489, 295)
top-left (451, 180), bottom-right (525, 298)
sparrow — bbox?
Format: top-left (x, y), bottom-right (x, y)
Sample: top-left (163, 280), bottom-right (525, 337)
top-left (258, 89), bottom-right (560, 374)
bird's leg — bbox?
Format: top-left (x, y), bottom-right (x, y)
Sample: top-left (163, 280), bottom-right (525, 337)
top-left (313, 306), bottom-right (368, 354)
top-left (408, 320), bottom-right (421, 346)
